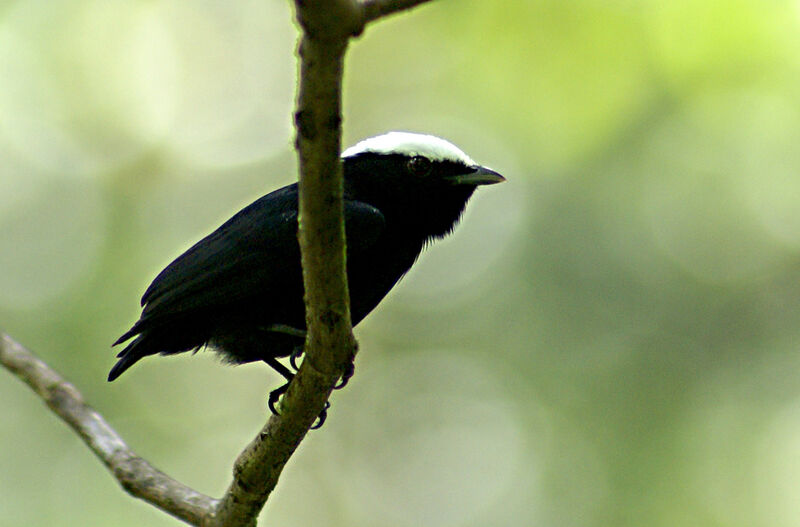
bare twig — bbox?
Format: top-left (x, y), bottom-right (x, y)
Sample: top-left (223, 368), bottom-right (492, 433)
top-left (0, 333), bottom-right (217, 526)
top-left (362, 0), bottom-right (434, 23)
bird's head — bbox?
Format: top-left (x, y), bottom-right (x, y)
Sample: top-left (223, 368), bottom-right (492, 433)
top-left (341, 131), bottom-right (505, 238)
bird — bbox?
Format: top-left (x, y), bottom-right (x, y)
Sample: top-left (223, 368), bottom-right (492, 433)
top-left (110, 131), bottom-right (505, 416)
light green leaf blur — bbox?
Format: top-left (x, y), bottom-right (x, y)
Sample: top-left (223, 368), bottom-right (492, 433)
top-left (2, 1), bottom-right (800, 526)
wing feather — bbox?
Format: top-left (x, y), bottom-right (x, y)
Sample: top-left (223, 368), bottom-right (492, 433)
top-left (118, 186), bottom-right (385, 340)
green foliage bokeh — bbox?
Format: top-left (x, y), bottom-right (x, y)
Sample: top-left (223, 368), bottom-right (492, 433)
top-left (2, 1), bottom-right (800, 526)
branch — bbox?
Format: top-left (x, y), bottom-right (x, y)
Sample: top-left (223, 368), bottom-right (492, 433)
top-left (208, 0), bottom-right (436, 526)
top-left (0, 333), bottom-right (217, 526)
top-left (207, 4), bottom-right (356, 527)
top-left (362, 0), bottom-right (434, 23)
top-left (2, 2), bottom-right (437, 526)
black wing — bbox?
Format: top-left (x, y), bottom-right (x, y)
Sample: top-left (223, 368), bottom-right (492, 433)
top-left (115, 185), bottom-right (385, 343)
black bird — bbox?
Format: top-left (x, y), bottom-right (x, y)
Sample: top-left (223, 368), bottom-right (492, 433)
top-left (110, 131), bottom-right (505, 409)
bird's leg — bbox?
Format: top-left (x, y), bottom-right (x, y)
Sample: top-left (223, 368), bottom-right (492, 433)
top-left (260, 324), bottom-right (306, 370)
top-left (264, 357), bottom-right (294, 415)
top-left (261, 324), bottom-right (307, 339)
top-left (261, 323), bottom-right (353, 388)
top-left (263, 356), bottom-right (331, 428)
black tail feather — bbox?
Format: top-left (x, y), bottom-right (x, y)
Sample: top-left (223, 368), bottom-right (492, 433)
top-left (108, 336), bottom-right (147, 381)
top-left (113, 323), bottom-right (143, 347)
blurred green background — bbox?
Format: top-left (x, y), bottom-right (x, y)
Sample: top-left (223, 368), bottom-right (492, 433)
top-left (3, 0), bottom-right (800, 525)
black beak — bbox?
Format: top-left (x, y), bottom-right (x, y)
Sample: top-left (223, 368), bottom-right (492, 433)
top-left (447, 166), bottom-right (506, 186)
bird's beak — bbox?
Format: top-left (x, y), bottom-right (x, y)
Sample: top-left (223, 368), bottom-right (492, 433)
top-left (447, 166), bottom-right (506, 186)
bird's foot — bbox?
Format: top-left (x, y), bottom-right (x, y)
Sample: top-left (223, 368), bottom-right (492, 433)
top-left (311, 401), bottom-right (331, 429)
top-left (268, 382), bottom-right (288, 415)
top-left (289, 345), bottom-right (304, 371)
top-left (334, 360), bottom-right (355, 390)
top-left (265, 356), bottom-right (294, 416)
top-left (267, 382), bottom-right (331, 429)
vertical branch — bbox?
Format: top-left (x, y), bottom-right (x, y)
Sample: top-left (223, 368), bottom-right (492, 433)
top-left (207, 2), bottom-right (364, 526)
top-left (211, 1), bottom-right (437, 525)
top-left (294, 9), bottom-right (360, 406)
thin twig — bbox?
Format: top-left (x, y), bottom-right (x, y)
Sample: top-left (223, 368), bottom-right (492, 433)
top-left (0, 333), bottom-right (217, 526)
top-left (362, 0), bottom-right (435, 23)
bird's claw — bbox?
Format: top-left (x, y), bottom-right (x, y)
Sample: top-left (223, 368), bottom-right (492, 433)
top-left (268, 381), bottom-right (332, 430)
top-left (310, 401), bottom-right (331, 429)
top-left (268, 382), bottom-right (288, 416)
top-left (334, 360), bottom-right (355, 390)
top-left (289, 345), bottom-right (304, 371)
top-left (289, 348), bottom-right (353, 391)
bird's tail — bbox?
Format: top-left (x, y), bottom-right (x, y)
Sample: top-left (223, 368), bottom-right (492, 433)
top-left (108, 335), bottom-right (148, 381)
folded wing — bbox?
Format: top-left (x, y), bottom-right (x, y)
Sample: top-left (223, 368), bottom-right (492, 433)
top-left (111, 185), bottom-right (385, 381)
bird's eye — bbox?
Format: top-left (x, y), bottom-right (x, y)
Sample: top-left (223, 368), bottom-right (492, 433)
top-left (407, 156), bottom-right (432, 176)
